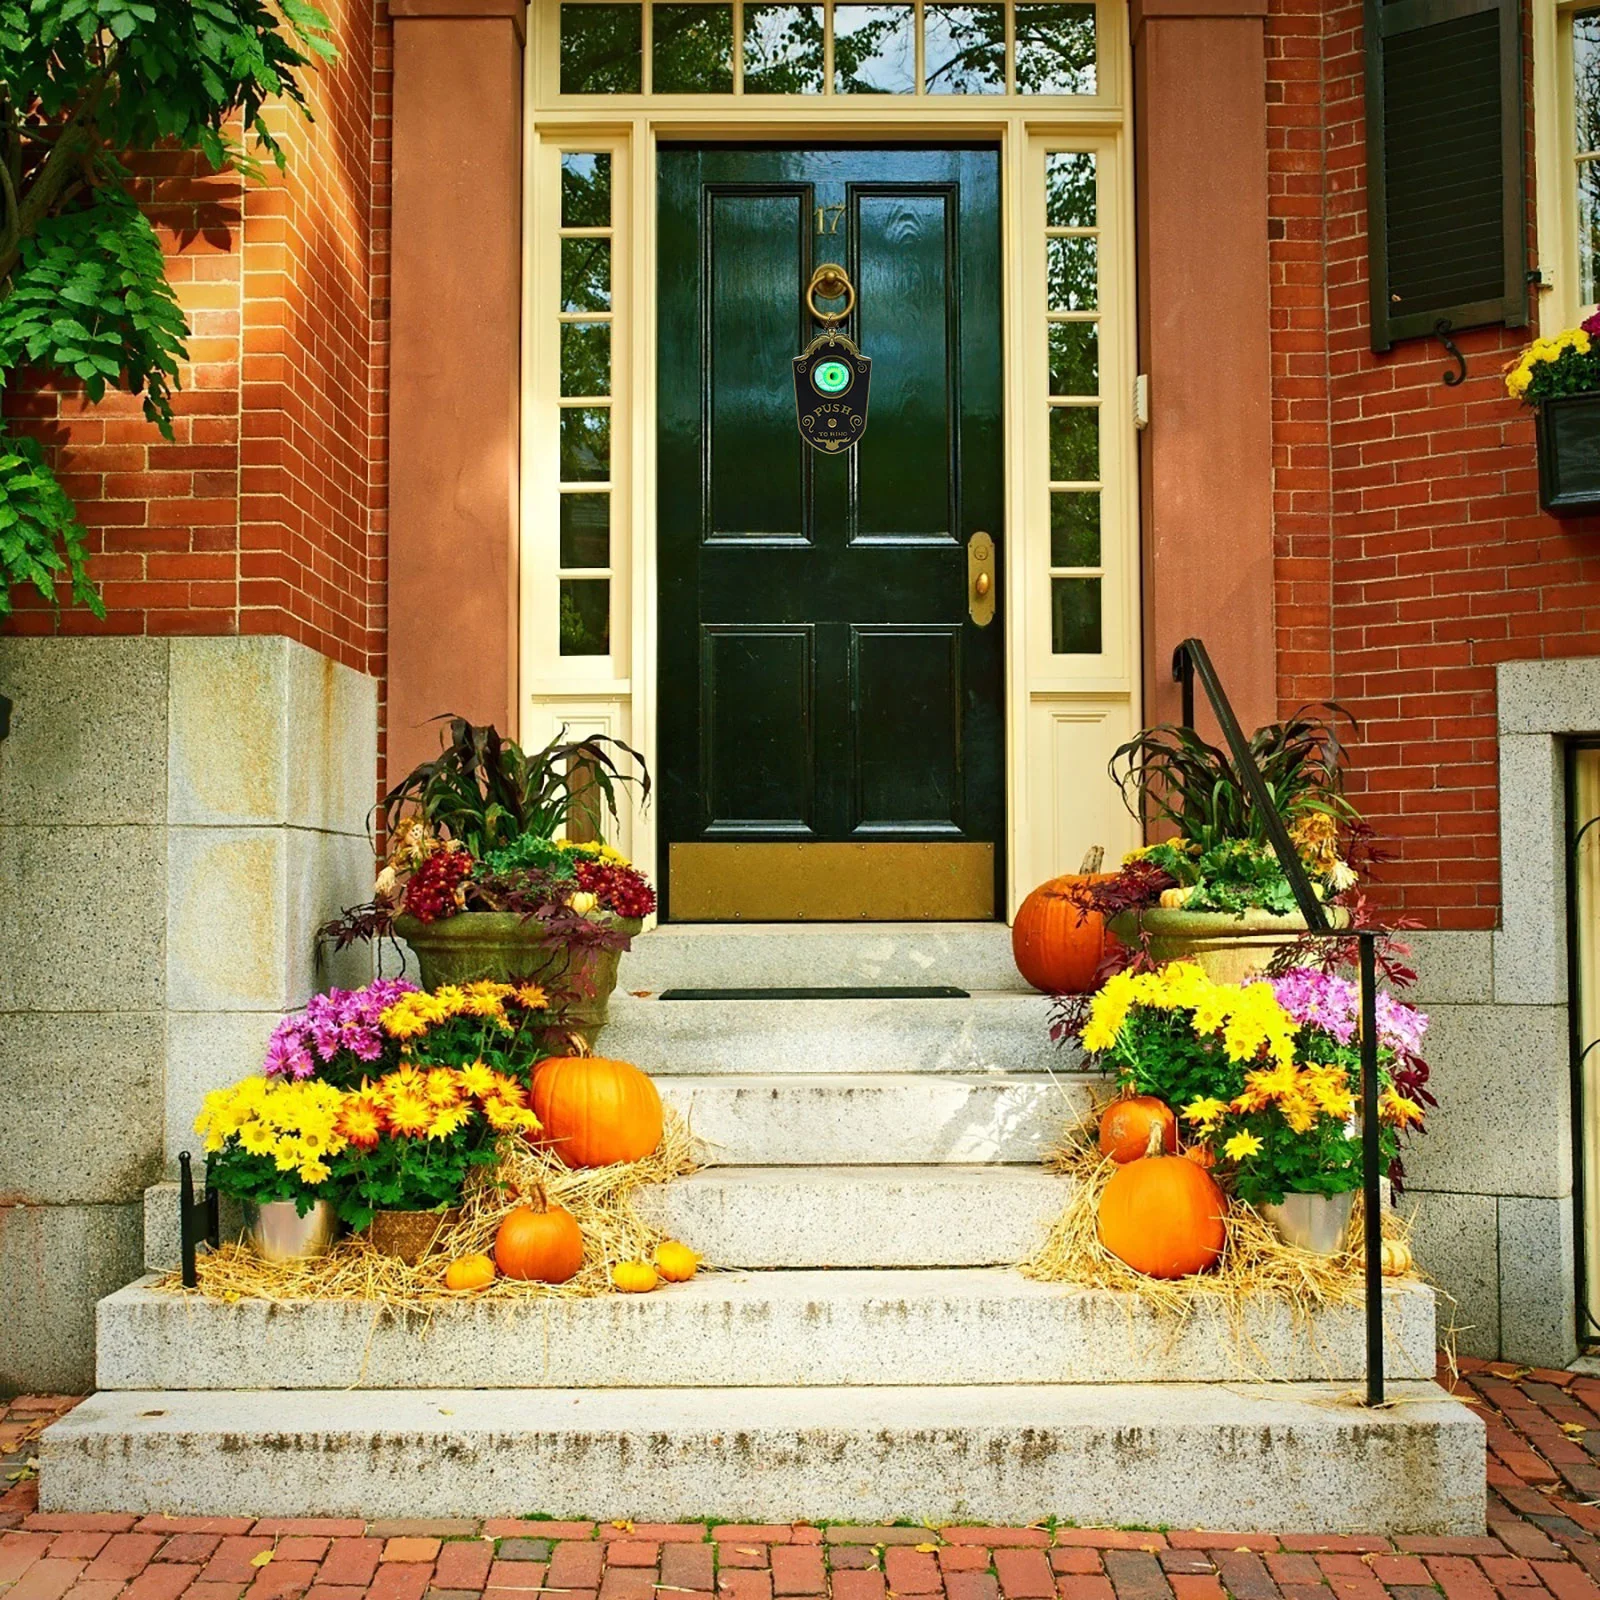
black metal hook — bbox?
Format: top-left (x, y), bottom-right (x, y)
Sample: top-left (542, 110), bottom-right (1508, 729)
top-left (1434, 319), bottom-right (1467, 387)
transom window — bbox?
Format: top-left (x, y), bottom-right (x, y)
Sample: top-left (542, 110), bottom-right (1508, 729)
top-left (557, 0), bottom-right (1097, 95)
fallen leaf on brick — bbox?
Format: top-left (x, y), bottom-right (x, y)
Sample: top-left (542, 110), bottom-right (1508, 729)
top-left (1564, 1423), bottom-right (1589, 1436)
top-left (251, 1552), bottom-right (274, 1568)
top-left (914, 1544), bottom-right (939, 1553)
top-left (613, 1521), bottom-right (635, 1533)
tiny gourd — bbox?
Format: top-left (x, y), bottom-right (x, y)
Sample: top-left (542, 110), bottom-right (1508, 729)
top-left (1380, 1238), bottom-right (1414, 1277)
top-left (653, 1240), bottom-right (701, 1282)
top-left (611, 1259), bottom-right (660, 1293)
top-left (444, 1253), bottom-right (496, 1292)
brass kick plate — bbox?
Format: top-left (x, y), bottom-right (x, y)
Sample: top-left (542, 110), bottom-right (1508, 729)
top-left (968, 531), bottom-right (995, 626)
top-left (669, 842), bottom-right (996, 921)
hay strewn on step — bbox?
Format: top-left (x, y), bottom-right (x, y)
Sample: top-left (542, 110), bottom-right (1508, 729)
top-left (162, 1108), bottom-right (701, 1309)
top-left (1021, 1109), bottom-right (1425, 1373)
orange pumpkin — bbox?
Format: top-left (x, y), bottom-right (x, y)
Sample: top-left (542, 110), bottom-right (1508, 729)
top-left (444, 1253), bottom-right (496, 1291)
top-left (494, 1204), bottom-right (585, 1283)
top-left (1183, 1143), bottom-right (1218, 1171)
top-left (1098, 1095), bottom-right (1178, 1164)
top-left (1011, 874), bottom-right (1117, 994)
top-left (532, 1056), bottom-right (664, 1168)
top-left (1097, 1130), bottom-right (1227, 1278)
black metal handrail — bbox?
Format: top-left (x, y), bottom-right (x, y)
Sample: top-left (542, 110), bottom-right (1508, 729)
top-left (1173, 639), bottom-right (1387, 1407)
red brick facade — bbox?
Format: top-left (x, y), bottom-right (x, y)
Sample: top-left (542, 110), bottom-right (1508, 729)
top-left (1269, 0), bottom-right (1600, 929)
top-left (2, 0), bottom-right (390, 684)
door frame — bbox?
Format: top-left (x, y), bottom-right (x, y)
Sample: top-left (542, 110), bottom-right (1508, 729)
top-left (518, 15), bottom-right (1144, 919)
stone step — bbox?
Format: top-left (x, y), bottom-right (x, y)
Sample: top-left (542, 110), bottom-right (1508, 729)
top-left (663, 1073), bottom-right (1089, 1165)
top-left (95, 1270), bottom-right (1439, 1390)
top-left (618, 921), bottom-right (1030, 993)
top-left (638, 1165), bottom-right (1064, 1267)
top-left (40, 1381), bottom-right (1485, 1531)
top-left (603, 992), bottom-right (1072, 1075)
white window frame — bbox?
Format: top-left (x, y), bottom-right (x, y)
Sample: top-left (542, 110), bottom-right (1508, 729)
top-left (1536, 0), bottom-right (1600, 331)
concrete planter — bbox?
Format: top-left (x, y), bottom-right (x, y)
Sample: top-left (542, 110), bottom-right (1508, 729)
top-left (394, 911), bottom-right (643, 1046)
top-left (1107, 905), bottom-right (1348, 984)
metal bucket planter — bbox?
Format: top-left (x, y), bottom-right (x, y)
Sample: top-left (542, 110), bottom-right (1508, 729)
top-left (244, 1199), bottom-right (340, 1263)
top-left (394, 912), bottom-right (644, 1047)
top-left (1536, 393), bottom-right (1600, 516)
top-left (1261, 1190), bottom-right (1356, 1255)
top-left (1107, 906), bottom-right (1349, 985)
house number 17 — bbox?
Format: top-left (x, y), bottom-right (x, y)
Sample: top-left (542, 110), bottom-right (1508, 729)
top-left (815, 203), bottom-right (845, 235)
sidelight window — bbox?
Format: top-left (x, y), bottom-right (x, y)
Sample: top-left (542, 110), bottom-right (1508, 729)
top-left (556, 0), bottom-right (1097, 95)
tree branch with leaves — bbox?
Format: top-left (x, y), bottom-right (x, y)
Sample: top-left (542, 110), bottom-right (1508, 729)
top-left (0, 0), bottom-right (334, 621)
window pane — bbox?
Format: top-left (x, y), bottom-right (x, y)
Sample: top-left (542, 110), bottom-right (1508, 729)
top-left (1050, 491), bottom-right (1100, 567)
top-left (560, 4), bottom-right (643, 92)
top-left (1045, 151), bottom-right (1096, 227)
top-left (1048, 321), bottom-right (1098, 395)
top-left (924, 4), bottom-right (1005, 93)
top-left (1583, 158), bottom-right (1600, 307)
top-left (1015, 1), bottom-right (1095, 94)
top-left (561, 153), bottom-right (612, 226)
top-left (654, 3), bottom-right (734, 91)
top-left (834, 3), bottom-right (915, 93)
top-left (1051, 576), bottom-right (1102, 654)
top-left (1577, 10), bottom-right (1600, 153)
top-left (560, 493), bottom-right (611, 569)
top-left (1048, 404), bottom-right (1098, 482)
top-left (560, 579), bottom-right (611, 655)
top-left (742, 3), bottom-right (825, 92)
top-left (560, 321), bottom-right (612, 397)
top-left (1047, 235), bottom-right (1098, 309)
top-left (560, 407), bottom-right (611, 481)
top-left (561, 237), bottom-right (611, 313)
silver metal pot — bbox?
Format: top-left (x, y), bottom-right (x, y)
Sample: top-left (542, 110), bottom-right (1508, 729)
top-left (1261, 1189), bottom-right (1356, 1255)
top-left (244, 1198), bottom-right (340, 1262)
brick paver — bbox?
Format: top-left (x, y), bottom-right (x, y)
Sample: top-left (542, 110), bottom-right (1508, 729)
top-left (7, 1357), bottom-right (1600, 1600)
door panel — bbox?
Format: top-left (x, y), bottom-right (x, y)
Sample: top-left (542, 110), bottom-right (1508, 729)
top-left (659, 146), bottom-right (1003, 920)
top-left (701, 625), bottom-right (815, 832)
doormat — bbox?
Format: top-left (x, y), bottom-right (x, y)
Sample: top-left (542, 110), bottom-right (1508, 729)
top-left (657, 985), bottom-right (970, 1001)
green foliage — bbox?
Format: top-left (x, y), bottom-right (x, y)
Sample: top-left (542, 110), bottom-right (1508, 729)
top-left (1111, 706), bottom-right (1355, 855)
top-left (1139, 839), bottom-right (1304, 917)
top-left (386, 716), bottom-right (652, 861)
top-left (327, 1129), bottom-right (498, 1232)
top-left (1519, 340), bottom-right (1600, 403)
top-left (203, 1142), bottom-right (336, 1214)
top-left (0, 432), bottom-right (100, 616)
top-left (0, 0), bottom-right (334, 618)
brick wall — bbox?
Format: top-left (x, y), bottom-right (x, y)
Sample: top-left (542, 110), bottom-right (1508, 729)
top-left (1268, 0), bottom-right (1600, 930)
top-left (2, 0), bottom-right (390, 687)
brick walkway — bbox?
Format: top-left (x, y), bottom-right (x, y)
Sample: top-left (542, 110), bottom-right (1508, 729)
top-left (7, 1358), bottom-right (1600, 1600)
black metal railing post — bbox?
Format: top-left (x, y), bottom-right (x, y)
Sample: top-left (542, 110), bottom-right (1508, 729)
top-left (1172, 636), bottom-right (1385, 1406)
top-left (178, 1150), bottom-right (220, 1289)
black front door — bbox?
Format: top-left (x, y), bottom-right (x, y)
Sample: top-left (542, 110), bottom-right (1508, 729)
top-left (657, 146), bottom-right (1004, 921)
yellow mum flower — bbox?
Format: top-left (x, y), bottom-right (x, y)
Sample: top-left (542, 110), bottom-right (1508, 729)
top-left (1181, 1097), bottom-right (1228, 1127)
top-left (513, 983), bottom-right (549, 1011)
top-left (459, 1060), bottom-right (497, 1098)
top-left (1223, 1131), bottom-right (1263, 1161)
top-left (424, 1067), bottom-right (463, 1106)
top-left (386, 1093), bottom-right (433, 1136)
top-left (1380, 1088), bottom-right (1426, 1128)
top-left (238, 1121), bottom-right (277, 1157)
top-left (425, 1104), bottom-right (473, 1141)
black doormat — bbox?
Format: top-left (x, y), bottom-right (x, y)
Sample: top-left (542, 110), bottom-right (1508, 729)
top-left (656, 985), bottom-right (970, 1001)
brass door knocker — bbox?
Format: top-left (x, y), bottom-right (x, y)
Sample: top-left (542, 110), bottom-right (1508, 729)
top-left (806, 263), bottom-right (855, 328)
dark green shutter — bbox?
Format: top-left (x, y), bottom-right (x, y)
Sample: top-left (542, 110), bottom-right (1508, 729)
top-left (1365, 0), bottom-right (1527, 352)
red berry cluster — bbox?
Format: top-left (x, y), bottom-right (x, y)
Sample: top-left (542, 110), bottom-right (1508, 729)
top-left (575, 859), bottom-right (657, 919)
top-left (403, 849), bottom-right (473, 923)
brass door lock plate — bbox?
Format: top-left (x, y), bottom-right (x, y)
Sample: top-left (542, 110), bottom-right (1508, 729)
top-left (968, 531), bottom-right (995, 627)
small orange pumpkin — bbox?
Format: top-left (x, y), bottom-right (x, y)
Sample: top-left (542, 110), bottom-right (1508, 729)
top-left (1183, 1142), bottom-right (1218, 1170)
top-left (494, 1204), bottom-right (585, 1283)
top-left (611, 1259), bottom-right (659, 1293)
top-left (1011, 875), bottom-right (1117, 994)
top-left (653, 1240), bottom-right (701, 1282)
top-left (444, 1253), bottom-right (496, 1291)
top-left (532, 1056), bottom-right (664, 1168)
top-left (1097, 1127), bottom-right (1227, 1279)
top-left (1098, 1095), bottom-right (1178, 1164)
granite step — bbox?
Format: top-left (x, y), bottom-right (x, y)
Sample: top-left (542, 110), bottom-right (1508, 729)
top-left (95, 1269), bottom-right (1440, 1390)
top-left (40, 1381), bottom-right (1485, 1531)
top-left (637, 1165), bottom-right (1065, 1267)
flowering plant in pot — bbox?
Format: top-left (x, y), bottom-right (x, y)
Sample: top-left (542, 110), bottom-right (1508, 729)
top-left (1082, 962), bottom-right (1430, 1253)
top-left (1066, 706), bottom-right (1365, 983)
top-left (1504, 314), bottom-right (1600, 515)
top-left (321, 716), bottom-right (655, 1044)
top-left (196, 1078), bottom-right (351, 1262)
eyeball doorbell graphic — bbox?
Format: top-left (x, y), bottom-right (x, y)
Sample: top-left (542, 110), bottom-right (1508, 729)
top-left (812, 359), bottom-right (853, 396)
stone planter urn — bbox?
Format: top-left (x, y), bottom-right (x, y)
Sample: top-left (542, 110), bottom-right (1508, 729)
top-left (394, 911), bottom-right (643, 1046)
top-left (1107, 905), bottom-right (1349, 985)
